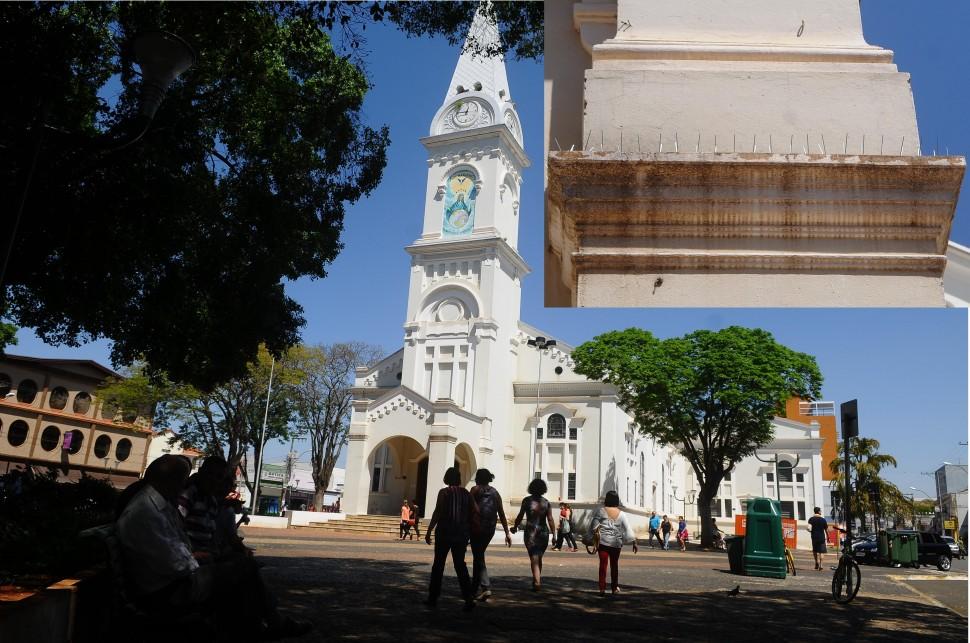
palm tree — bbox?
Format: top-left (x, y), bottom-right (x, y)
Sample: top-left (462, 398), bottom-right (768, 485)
top-left (830, 437), bottom-right (899, 532)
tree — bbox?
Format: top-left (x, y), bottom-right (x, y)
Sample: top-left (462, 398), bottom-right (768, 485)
top-left (1, 2), bottom-right (389, 390)
top-left (572, 326), bottom-right (823, 548)
top-left (289, 342), bottom-right (383, 509)
top-left (97, 346), bottom-right (302, 496)
top-left (1, 2), bottom-right (542, 390)
top-left (830, 437), bottom-right (899, 532)
top-left (322, 1), bottom-right (545, 61)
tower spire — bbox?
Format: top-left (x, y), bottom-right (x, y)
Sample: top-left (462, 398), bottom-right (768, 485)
top-left (429, 3), bottom-right (522, 146)
top-left (445, 4), bottom-right (511, 106)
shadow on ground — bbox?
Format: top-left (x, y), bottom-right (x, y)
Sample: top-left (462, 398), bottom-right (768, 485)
top-left (258, 555), bottom-right (966, 642)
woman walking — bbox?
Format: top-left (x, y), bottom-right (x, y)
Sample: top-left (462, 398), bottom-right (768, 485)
top-left (677, 516), bottom-right (689, 551)
top-left (399, 498), bottom-right (411, 540)
top-left (511, 478), bottom-right (556, 591)
top-left (469, 469), bottom-right (512, 601)
top-left (588, 491), bottom-right (638, 595)
top-left (409, 500), bottom-right (421, 540)
top-left (425, 467), bottom-right (479, 610)
top-left (660, 515), bottom-right (672, 550)
top-left (553, 503), bottom-right (578, 552)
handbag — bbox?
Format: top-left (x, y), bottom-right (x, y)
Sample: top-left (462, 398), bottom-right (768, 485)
top-left (581, 526), bottom-right (600, 555)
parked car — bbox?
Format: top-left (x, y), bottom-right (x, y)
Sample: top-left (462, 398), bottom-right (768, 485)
top-left (916, 532), bottom-right (952, 571)
top-left (851, 531), bottom-right (952, 571)
top-left (851, 534), bottom-right (879, 563)
top-left (941, 536), bottom-right (965, 559)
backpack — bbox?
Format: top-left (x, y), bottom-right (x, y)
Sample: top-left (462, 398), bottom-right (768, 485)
top-left (476, 486), bottom-right (499, 530)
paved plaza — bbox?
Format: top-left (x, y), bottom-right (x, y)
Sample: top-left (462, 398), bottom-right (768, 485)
top-left (242, 527), bottom-right (968, 642)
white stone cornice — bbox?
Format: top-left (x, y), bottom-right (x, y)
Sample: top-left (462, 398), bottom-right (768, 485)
top-left (421, 124), bottom-right (530, 169)
top-left (406, 235), bottom-right (531, 280)
top-left (513, 381), bottom-right (617, 398)
top-left (574, 252), bottom-right (947, 274)
top-left (547, 151), bottom-right (965, 304)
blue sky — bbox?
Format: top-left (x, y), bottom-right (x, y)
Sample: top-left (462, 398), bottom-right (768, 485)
top-left (11, 11), bottom-right (969, 496)
top-left (861, 0), bottom-right (970, 245)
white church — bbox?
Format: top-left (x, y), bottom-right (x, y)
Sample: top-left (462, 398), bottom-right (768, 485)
top-left (341, 9), bottom-right (828, 538)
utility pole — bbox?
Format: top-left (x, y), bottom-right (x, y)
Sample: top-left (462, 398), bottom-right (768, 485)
top-left (250, 355), bottom-right (276, 514)
top-left (840, 400), bottom-right (859, 547)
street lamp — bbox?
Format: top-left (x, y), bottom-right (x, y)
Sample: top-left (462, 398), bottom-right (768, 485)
top-left (526, 336), bottom-right (556, 481)
top-left (672, 485), bottom-right (697, 537)
top-left (754, 451), bottom-right (800, 505)
top-left (910, 487), bottom-right (935, 531)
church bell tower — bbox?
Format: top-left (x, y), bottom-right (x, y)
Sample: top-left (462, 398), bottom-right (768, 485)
top-left (398, 7), bottom-right (530, 429)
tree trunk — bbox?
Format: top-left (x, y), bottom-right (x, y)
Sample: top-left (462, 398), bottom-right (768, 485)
top-left (313, 489), bottom-right (326, 510)
top-left (696, 484), bottom-right (718, 548)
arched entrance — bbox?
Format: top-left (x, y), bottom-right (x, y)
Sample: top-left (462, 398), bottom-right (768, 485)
top-left (455, 442), bottom-right (477, 487)
top-left (366, 436), bottom-right (427, 516)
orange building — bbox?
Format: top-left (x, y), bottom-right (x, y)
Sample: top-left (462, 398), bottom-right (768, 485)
top-left (784, 397), bottom-right (838, 481)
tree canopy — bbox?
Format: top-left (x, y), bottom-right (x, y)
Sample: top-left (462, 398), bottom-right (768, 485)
top-left (2, 2), bottom-right (390, 390)
top-left (572, 326), bottom-right (823, 546)
top-left (289, 342), bottom-right (383, 508)
top-left (830, 437), bottom-right (902, 531)
top-left (1, 2), bottom-right (541, 391)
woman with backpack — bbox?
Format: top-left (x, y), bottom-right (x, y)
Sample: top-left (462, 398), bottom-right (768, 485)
top-left (588, 490), bottom-right (638, 596)
top-left (510, 478), bottom-right (557, 591)
top-left (425, 467), bottom-right (479, 610)
top-left (553, 503), bottom-right (578, 552)
top-left (469, 469), bottom-right (512, 601)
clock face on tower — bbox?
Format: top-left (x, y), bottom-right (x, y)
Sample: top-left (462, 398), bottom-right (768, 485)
top-left (442, 170), bottom-right (478, 237)
top-left (444, 99), bottom-right (491, 131)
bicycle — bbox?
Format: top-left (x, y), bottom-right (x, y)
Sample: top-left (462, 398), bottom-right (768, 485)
top-left (831, 539), bottom-right (861, 604)
top-left (784, 547), bottom-right (796, 577)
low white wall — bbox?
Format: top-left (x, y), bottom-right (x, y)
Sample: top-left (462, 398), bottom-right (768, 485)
top-left (288, 511), bottom-right (346, 527)
top-left (247, 515), bottom-right (289, 529)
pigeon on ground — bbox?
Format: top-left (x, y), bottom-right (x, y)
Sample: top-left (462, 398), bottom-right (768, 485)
top-left (727, 585), bottom-right (741, 596)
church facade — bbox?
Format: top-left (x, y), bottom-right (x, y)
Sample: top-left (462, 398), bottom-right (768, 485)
top-left (342, 10), bottom-right (828, 538)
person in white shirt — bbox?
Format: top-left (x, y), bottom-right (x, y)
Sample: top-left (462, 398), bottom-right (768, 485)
top-left (116, 454), bottom-right (311, 639)
top-left (587, 490), bottom-right (638, 595)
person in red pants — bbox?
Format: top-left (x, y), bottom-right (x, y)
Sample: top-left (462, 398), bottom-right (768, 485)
top-left (587, 490), bottom-right (638, 595)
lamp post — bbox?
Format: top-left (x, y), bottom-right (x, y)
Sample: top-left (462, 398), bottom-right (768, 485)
top-left (3, 30), bottom-right (195, 292)
top-left (754, 452), bottom-right (800, 506)
top-left (672, 485), bottom-right (697, 538)
top-left (250, 355), bottom-right (276, 514)
top-left (910, 487), bottom-right (934, 531)
top-left (526, 336), bottom-right (556, 481)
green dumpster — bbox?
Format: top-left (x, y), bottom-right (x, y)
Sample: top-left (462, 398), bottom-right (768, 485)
top-left (743, 497), bottom-right (787, 579)
top-left (878, 530), bottom-right (889, 561)
top-left (888, 530), bottom-right (918, 568)
top-left (726, 536), bottom-right (745, 575)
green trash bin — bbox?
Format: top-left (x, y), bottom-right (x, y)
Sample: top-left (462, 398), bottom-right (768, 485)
top-left (726, 536), bottom-right (745, 575)
top-left (878, 530), bottom-right (889, 562)
top-left (743, 497), bottom-right (787, 579)
top-left (889, 530), bottom-right (918, 568)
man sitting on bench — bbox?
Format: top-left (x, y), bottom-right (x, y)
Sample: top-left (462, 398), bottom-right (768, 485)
top-left (115, 454), bottom-right (311, 639)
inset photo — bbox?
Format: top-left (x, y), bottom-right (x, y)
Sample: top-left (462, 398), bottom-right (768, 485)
top-left (545, 0), bottom-right (969, 307)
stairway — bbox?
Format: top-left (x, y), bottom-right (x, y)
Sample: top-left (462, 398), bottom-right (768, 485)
top-left (299, 514), bottom-right (404, 537)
